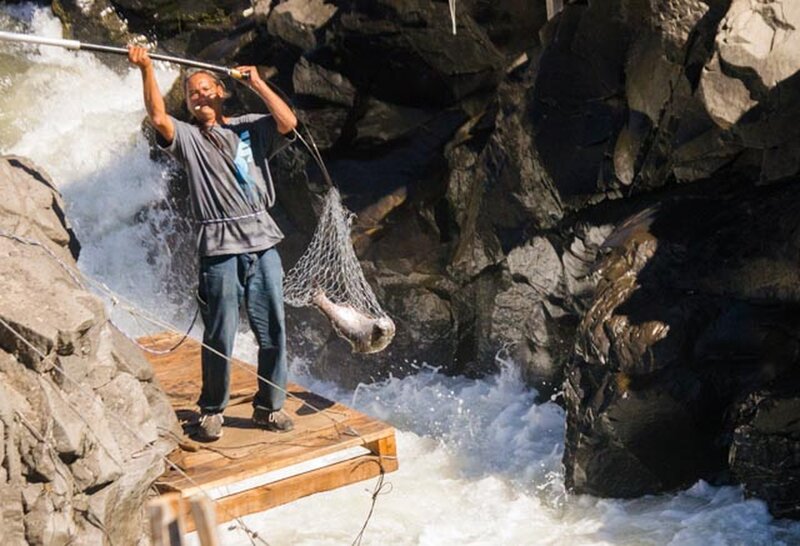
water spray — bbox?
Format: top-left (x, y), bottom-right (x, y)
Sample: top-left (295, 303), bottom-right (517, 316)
top-left (0, 30), bottom-right (250, 80)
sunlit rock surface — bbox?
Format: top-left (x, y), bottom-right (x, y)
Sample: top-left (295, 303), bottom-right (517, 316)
top-left (0, 156), bottom-right (179, 545)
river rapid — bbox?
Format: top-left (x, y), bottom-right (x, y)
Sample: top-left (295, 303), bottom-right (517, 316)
top-left (2, 5), bottom-right (799, 545)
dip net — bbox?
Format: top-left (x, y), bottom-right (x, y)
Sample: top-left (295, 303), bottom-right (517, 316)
top-left (283, 186), bottom-right (388, 320)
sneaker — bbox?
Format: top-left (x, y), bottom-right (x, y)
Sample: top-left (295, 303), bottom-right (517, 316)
top-left (196, 412), bottom-right (224, 441)
top-left (252, 407), bottom-right (294, 433)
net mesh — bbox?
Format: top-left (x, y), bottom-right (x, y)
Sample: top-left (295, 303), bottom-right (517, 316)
top-left (283, 186), bottom-right (387, 319)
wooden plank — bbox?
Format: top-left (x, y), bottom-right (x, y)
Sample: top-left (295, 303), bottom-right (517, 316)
top-left (181, 454), bottom-right (393, 533)
top-left (189, 495), bottom-right (220, 546)
top-left (148, 493), bottom-right (186, 546)
top-left (160, 412), bottom-right (394, 495)
top-left (139, 331), bottom-right (399, 521)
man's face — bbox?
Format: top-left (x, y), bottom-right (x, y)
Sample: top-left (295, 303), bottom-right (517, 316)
top-left (185, 73), bottom-right (224, 121)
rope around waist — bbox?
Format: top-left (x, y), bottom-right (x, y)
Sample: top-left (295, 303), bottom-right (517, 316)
top-left (197, 209), bottom-right (268, 225)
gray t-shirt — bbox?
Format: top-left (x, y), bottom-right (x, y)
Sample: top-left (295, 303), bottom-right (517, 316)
top-left (159, 114), bottom-right (287, 257)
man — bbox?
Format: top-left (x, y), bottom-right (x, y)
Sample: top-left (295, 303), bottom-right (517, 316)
top-left (128, 46), bottom-right (298, 441)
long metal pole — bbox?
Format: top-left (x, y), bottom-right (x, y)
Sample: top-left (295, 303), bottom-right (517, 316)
top-left (0, 30), bottom-right (246, 79)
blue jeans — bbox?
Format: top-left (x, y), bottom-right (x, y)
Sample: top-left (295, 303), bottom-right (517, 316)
top-left (196, 248), bottom-right (287, 414)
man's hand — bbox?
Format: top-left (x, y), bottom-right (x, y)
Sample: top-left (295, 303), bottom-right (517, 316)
top-left (232, 65), bottom-right (261, 87)
top-left (128, 45), bottom-right (152, 70)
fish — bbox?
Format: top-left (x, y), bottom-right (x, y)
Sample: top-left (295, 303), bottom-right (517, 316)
top-left (311, 290), bottom-right (395, 354)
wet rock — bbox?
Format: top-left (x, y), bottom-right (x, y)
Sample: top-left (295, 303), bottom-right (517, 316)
top-left (52, 0), bottom-right (139, 51)
top-left (564, 186), bottom-right (800, 505)
top-left (731, 389), bottom-right (800, 519)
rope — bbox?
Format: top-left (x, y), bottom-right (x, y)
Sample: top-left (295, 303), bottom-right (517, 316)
top-left (0, 313), bottom-right (270, 546)
top-left (0, 227), bottom-right (352, 431)
top-left (0, 229), bottom-right (391, 543)
top-left (0, 228), bottom-right (196, 356)
top-left (352, 463), bottom-right (393, 546)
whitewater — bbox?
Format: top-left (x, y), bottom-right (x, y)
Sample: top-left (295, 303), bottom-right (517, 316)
top-left (1, 5), bottom-right (799, 545)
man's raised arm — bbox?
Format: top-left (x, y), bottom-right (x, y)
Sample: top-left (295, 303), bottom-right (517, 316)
top-left (128, 45), bottom-right (175, 143)
top-left (234, 65), bottom-right (298, 135)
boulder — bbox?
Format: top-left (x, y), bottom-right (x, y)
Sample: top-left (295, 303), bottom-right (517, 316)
top-left (293, 57), bottom-right (357, 107)
top-left (332, 0), bottom-right (506, 106)
top-left (267, 0), bottom-right (338, 51)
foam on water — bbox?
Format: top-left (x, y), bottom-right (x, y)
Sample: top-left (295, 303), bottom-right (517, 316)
top-left (2, 5), bottom-right (800, 546)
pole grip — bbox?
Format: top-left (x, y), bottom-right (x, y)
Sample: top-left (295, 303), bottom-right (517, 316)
top-left (229, 69), bottom-right (250, 81)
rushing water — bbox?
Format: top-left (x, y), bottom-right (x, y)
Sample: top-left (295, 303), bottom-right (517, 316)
top-left (2, 5), bottom-right (800, 545)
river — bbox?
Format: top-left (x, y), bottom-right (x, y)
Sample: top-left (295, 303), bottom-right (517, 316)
top-left (1, 4), bottom-right (799, 545)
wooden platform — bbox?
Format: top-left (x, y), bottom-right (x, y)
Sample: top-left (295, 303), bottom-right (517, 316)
top-left (139, 332), bottom-right (398, 532)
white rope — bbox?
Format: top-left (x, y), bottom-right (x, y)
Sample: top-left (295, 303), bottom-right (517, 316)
top-left (449, 0), bottom-right (457, 35)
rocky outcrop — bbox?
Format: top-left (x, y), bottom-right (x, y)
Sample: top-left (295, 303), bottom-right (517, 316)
top-left (0, 156), bottom-right (179, 545)
top-left (564, 183), bottom-right (800, 513)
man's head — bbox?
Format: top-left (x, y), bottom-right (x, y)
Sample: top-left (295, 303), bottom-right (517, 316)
top-left (184, 70), bottom-right (229, 125)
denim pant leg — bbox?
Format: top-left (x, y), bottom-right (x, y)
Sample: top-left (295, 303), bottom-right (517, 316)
top-left (197, 254), bottom-right (242, 413)
top-left (244, 248), bottom-right (287, 411)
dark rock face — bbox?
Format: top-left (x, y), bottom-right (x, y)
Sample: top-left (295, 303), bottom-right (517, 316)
top-left (731, 390), bottom-right (800, 519)
top-left (565, 186), bottom-right (800, 511)
top-left (0, 156), bottom-right (180, 545)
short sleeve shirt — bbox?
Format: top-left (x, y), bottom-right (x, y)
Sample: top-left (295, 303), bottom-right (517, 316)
top-left (159, 114), bottom-right (287, 257)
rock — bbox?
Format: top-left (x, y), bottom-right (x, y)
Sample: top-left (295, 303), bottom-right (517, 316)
top-left (108, 0), bottom-right (244, 37)
top-left (717, 0), bottom-right (800, 89)
top-left (507, 236), bottom-right (562, 297)
top-left (0, 156), bottom-right (79, 260)
top-left (562, 223), bottom-right (614, 311)
top-left (267, 0), bottom-right (338, 51)
top-left (51, 0), bottom-right (139, 51)
top-left (334, 0), bottom-right (506, 106)
top-left (564, 187), bottom-right (800, 503)
top-left (0, 156), bottom-right (179, 544)
top-left (460, 0), bottom-right (549, 55)
top-left (620, 0), bottom-right (710, 61)
top-left (698, 53), bottom-right (758, 129)
top-left (625, 33), bottom-right (684, 125)
top-left (532, 2), bottom-right (630, 197)
top-left (353, 97), bottom-right (434, 147)
top-left (296, 106), bottom-right (350, 150)
top-left (731, 390), bottom-right (800, 519)
top-left (293, 57), bottom-right (357, 107)
top-left (489, 283), bottom-right (572, 395)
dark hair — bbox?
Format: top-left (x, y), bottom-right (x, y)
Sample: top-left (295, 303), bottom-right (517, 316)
top-left (183, 69), bottom-right (231, 99)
